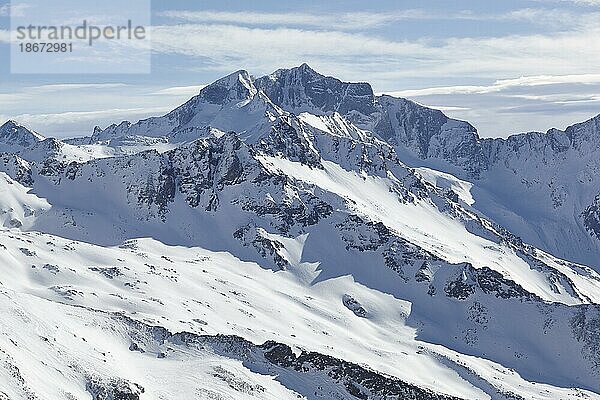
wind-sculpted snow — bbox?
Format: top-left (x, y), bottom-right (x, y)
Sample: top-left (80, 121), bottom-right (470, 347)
top-left (1, 231), bottom-right (600, 399)
top-left (0, 172), bottom-right (49, 229)
top-left (1, 64), bottom-right (600, 399)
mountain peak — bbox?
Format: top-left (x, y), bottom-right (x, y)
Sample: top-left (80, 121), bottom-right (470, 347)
top-left (563, 111), bottom-right (600, 150)
top-left (1, 120), bottom-right (25, 132)
top-left (213, 69), bottom-right (252, 87)
top-left (267, 63), bottom-right (323, 82)
top-left (294, 62), bottom-right (320, 77)
top-left (198, 69), bottom-right (258, 105)
top-left (298, 62), bottom-right (315, 71)
top-left (255, 64), bottom-right (376, 117)
top-left (0, 120), bottom-right (45, 144)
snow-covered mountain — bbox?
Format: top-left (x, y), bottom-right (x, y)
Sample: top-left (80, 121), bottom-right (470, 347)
top-left (81, 64), bottom-right (600, 268)
top-left (1, 65), bottom-right (600, 400)
top-left (0, 120), bottom-right (45, 152)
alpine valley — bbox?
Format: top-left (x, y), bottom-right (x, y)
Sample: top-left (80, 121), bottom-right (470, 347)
top-left (1, 64), bottom-right (600, 400)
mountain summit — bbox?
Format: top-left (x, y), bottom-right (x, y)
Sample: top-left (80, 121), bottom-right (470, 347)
top-left (0, 120), bottom-right (45, 151)
top-left (255, 63), bottom-right (378, 117)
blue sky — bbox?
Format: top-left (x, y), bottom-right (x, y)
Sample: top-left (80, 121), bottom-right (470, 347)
top-left (0, 0), bottom-right (599, 138)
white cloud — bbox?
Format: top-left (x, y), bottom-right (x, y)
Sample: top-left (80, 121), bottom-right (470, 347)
top-left (9, 107), bottom-right (172, 125)
top-left (148, 23), bottom-right (600, 85)
top-left (157, 8), bottom-right (599, 30)
top-left (1, 107), bottom-right (174, 138)
top-left (152, 85), bottom-right (207, 96)
top-left (508, 93), bottom-right (600, 102)
top-left (499, 7), bottom-right (600, 26)
top-left (495, 74), bottom-right (600, 86)
top-left (157, 9), bottom-right (433, 30)
top-left (0, 83), bottom-right (131, 107)
top-left (381, 74), bottom-right (600, 97)
top-left (381, 76), bottom-right (600, 138)
top-left (0, 91), bottom-right (32, 106)
top-left (555, 97), bottom-right (600, 104)
top-left (150, 24), bottom-right (423, 59)
top-left (382, 85), bottom-right (495, 97)
top-left (426, 105), bottom-right (471, 112)
top-left (26, 83), bottom-right (129, 92)
top-left (0, 82), bottom-right (210, 138)
top-left (551, 0), bottom-right (600, 5)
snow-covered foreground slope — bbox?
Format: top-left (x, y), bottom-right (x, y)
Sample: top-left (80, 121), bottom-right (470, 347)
top-left (1, 229), bottom-right (598, 400)
top-left (0, 172), bottom-right (49, 229)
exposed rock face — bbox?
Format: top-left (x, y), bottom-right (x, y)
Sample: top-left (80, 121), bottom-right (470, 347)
top-left (255, 63), bottom-right (378, 118)
top-left (119, 315), bottom-right (465, 400)
top-left (570, 305), bottom-right (600, 374)
top-left (86, 376), bottom-right (144, 400)
top-left (342, 294), bottom-right (368, 317)
top-left (373, 96), bottom-right (484, 174)
top-left (584, 195), bottom-right (600, 240)
top-left (260, 341), bottom-right (463, 400)
top-left (254, 66), bottom-right (484, 175)
top-left (0, 154), bottom-right (33, 186)
top-left (444, 264), bottom-right (540, 301)
top-left (257, 115), bottom-right (323, 168)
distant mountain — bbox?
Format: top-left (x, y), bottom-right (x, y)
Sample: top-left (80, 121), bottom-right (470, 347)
top-left (88, 69), bottom-right (278, 143)
top-left (255, 64), bottom-right (484, 174)
top-left (0, 120), bottom-right (45, 152)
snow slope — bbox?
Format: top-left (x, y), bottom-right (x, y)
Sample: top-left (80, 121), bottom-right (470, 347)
top-left (1, 230), bottom-right (599, 399)
top-left (0, 172), bottom-right (49, 229)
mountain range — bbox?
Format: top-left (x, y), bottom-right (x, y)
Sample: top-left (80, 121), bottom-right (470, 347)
top-left (1, 64), bottom-right (600, 400)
